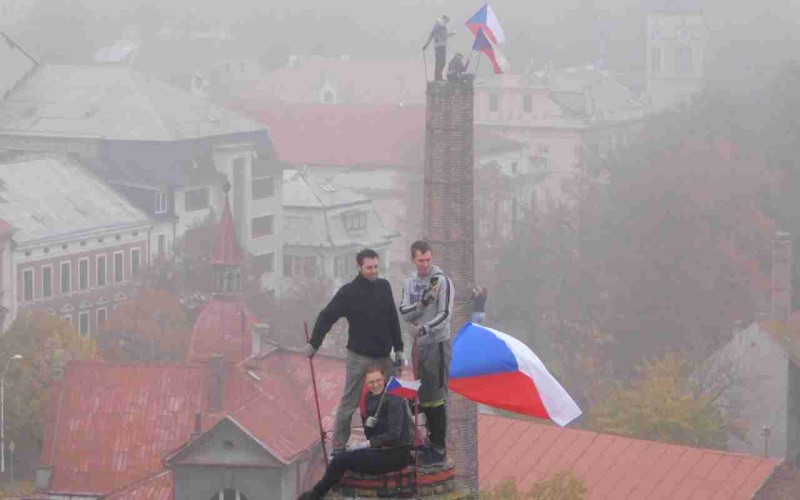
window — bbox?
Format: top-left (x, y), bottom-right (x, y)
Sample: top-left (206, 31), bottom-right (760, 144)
top-left (283, 255), bottom-right (317, 277)
top-left (283, 255), bottom-right (292, 277)
top-left (42, 265), bottom-right (52, 298)
top-left (523, 94), bottom-right (532, 112)
top-left (251, 176), bottom-right (276, 200)
top-left (79, 258), bottom-right (89, 290)
top-left (114, 252), bottom-right (124, 283)
top-left (22, 269), bottom-right (33, 301)
top-left (131, 248), bottom-right (141, 276)
top-left (79, 311), bottom-right (90, 337)
top-left (343, 211), bottom-right (367, 231)
top-left (155, 191), bottom-right (168, 214)
top-left (651, 47), bottom-right (661, 74)
top-left (676, 47), bottom-right (693, 74)
top-left (96, 255), bottom-right (107, 286)
top-left (489, 93), bottom-right (499, 112)
top-left (251, 215), bottom-right (274, 238)
top-left (60, 262), bottom-right (71, 294)
top-left (184, 187), bottom-right (210, 212)
top-left (511, 161), bottom-right (519, 175)
top-left (97, 308), bottom-right (107, 329)
top-left (157, 234), bottom-right (166, 255)
top-left (256, 252), bottom-right (275, 272)
top-left (334, 254), bottom-right (356, 278)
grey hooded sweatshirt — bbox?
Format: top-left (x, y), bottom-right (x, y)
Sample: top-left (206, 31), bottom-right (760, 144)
top-left (399, 265), bottom-right (453, 347)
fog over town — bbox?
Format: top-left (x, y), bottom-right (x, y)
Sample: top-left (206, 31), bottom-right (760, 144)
top-left (1, 1), bottom-right (800, 498)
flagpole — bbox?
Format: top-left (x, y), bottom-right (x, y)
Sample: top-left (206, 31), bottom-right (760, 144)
top-left (304, 321), bottom-right (329, 466)
top-left (475, 52), bottom-right (483, 78)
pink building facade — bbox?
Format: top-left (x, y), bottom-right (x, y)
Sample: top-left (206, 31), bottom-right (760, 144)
top-left (0, 154), bottom-right (152, 336)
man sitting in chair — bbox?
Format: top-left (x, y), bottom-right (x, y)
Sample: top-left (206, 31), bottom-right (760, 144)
top-left (298, 366), bottom-right (414, 500)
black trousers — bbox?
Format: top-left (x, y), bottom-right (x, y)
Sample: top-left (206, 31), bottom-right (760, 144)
top-left (314, 446), bottom-right (412, 495)
top-left (434, 46), bottom-right (446, 81)
top-left (422, 403), bottom-right (447, 450)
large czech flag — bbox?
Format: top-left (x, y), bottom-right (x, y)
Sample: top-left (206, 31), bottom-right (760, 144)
top-left (449, 323), bottom-right (582, 426)
top-left (472, 28), bottom-right (507, 75)
top-left (466, 3), bottom-right (506, 45)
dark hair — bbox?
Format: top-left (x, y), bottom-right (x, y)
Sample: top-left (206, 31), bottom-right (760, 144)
top-left (356, 248), bottom-right (380, 266)
top-left (363, 364), bottom-right (385, 379)
top-left (410, 240), bottom-right (433, 259)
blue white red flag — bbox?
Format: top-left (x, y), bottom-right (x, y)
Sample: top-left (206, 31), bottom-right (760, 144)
top-left (466, 3), bottom-right (506, 45)
top-left (386, 377), bottom-right (421, 400)
top-left (449, 323), bottom-right (582, 426)
top-left (472, 28), bottom-right (507, 75)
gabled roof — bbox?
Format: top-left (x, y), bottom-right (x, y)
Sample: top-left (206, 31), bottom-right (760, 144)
top-left (478, 414), bottom-right (779, 498)
top-left (105, 470), bottom-right (173, 500)
top-left (239, 57), bottom-right (425, 106)
top-left (41, 362), bottom-right (209, 495)
top-left (0, 64), bottom-right (266, 141)
top-left (0, 153), bottom-right (150, 245)
top-left (40, 350), bottom-right (345, 496)
top-left (228, 101), bottom-right (425, 168)
top-left (282, 170), bottom-right (396, 249)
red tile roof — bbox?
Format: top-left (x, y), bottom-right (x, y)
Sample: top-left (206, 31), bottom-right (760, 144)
top-left (238, 57), bottom-right (425, 106)
top-left (211, 193), bottom-right (240, 266)
top-left (106, 470), bottom-right (173, 500)
top-left (477, 414), bottom-right (780, 499)
top-left (40, 350), bottom-right (346, 496)
top-left (188, 299), bottom-right (257, 362)
top-left (41, 362), bottom-right (208, 496)
top-left (228, 101), bottom-right (425, 168)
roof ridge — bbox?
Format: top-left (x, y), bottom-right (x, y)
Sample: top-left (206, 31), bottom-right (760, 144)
top-left (105, 469), bottom-right (172, 498)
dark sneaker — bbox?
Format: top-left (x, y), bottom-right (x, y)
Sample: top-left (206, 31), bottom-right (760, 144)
top-left (418, 447), bottom-right (446, 467)
top-left (297, 489), bottom-right (321, 500)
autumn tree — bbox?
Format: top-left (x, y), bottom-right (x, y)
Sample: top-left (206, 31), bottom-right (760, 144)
top-left (587, 353), bottom-right (742, 449)
top-left (97, 289), bottom-right (192, 362)
top-left (0, 312), bottom-right (96, 446)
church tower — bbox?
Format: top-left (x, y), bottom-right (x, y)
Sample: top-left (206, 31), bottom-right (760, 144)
top-left (645, 0), bottom-right (707, 110)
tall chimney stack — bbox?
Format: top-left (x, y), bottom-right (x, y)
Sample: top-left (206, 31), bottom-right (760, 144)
top-left (424, 80), bottom-right (478, 494)
top-left (771, 231), bottom-right (793, 324)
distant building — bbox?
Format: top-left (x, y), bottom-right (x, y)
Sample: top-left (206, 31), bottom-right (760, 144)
top-left (474, 67), bottom-right (649, 204)
top-left (282, 169), bottom-right (397, 288)
top-left (0, 63), bottom-right (283, 291)
top-left (0, 153), bottom-right (151, 336)
top-left (645, 1), bottom-right (707, 111)
top-left (0, 218), bottom-right (13, 331)
top-left (239, 56), bottom-right (426, 106)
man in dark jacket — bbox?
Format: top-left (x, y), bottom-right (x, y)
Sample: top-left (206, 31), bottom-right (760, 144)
top-left (304, 248), bottom-right (404, 452)
top-left (298, 366), bottom-right (413, 500)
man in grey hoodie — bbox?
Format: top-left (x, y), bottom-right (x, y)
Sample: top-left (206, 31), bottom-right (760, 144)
top-left (399, 240), bottom-right (453, 466)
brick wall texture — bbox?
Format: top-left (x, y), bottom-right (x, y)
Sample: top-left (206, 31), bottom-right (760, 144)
top-left (423, 81), bottom-right (478, 496)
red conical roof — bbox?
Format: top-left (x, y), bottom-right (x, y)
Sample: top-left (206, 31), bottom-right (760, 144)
top-left (212, 191), bottom-right (241, 266)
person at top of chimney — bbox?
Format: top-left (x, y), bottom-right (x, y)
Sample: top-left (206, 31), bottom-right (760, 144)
top-left (297, 365), bottom-right (413, 500)
top-left (304, 248), bottom-right (405, 454)
top-left (423, 15), bottom-right (455, 81)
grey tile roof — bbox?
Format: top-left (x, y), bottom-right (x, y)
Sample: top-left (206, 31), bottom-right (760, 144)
top-left (282, 169), bottom-right (395, 248)
top-left (0, 64), bottom-right (266, 141)
top-left (0, 152), bottom-right (151, 245)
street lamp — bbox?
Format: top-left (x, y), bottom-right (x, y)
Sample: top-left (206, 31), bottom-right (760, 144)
top-left (1, 354), bottom-right (22, 474)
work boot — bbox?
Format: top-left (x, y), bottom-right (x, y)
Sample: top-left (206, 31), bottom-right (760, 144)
top-left (297, 488), bottom-right (321, 500)
top-left (418, 447), bottom-right (447, 468)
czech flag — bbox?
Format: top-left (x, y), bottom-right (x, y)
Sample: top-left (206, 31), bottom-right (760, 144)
top-left (449, 323), bottom-right (582, 426)
top-left (466, 3), bottom-right (506, 45)
top-left (472, 28), bottom-right (507, 75)
top-left (386, 377), bottom-right (421, 400)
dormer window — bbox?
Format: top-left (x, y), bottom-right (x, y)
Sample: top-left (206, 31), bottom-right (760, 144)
top-left (343, 211), bottom-right (367, 231)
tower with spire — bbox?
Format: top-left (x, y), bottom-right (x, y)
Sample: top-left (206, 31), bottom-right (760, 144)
top-left (188, 182), bottom-right (258, 362)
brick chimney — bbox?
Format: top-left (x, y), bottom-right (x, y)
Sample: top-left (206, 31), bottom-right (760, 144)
top-left (771, 231), bottom-right (793, 324)
top-left (424, 80), bottom-right (478, 494)
top-left (209, 355), bottom-right (225, 410)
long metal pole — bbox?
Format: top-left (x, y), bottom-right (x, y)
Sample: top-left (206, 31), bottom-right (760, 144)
top-left (304, 321), bottom-right (329, 465)
top-left (1, 375), bottom-right (4, 474)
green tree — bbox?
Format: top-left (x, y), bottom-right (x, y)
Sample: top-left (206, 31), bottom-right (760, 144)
top-left (481, 472), bottom-right (587, 500)
top-left (587, 353), bottom-right (740, 449)
top-left (0, 312), bottom-right (96, 446)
